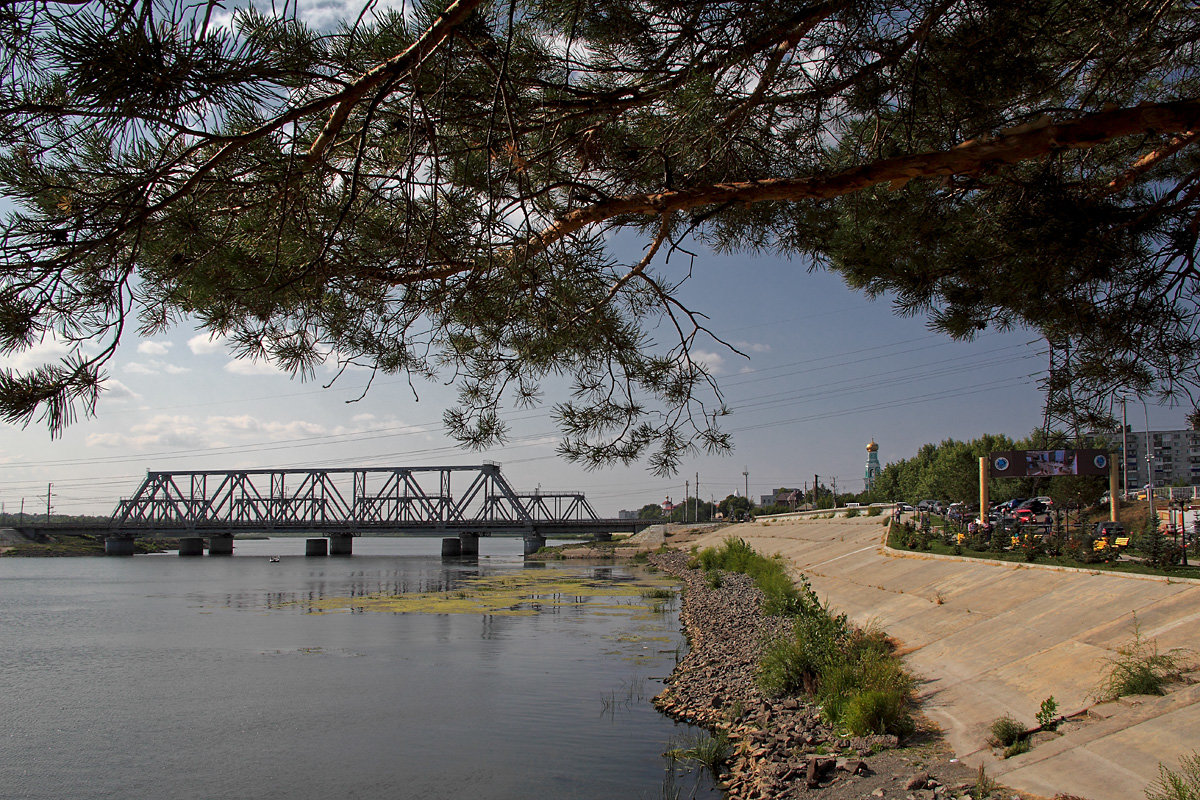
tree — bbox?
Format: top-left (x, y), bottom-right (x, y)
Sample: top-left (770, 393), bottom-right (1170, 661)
top-left (3, 0), bottom-right (1200, 472)
top-left (718, 493), bottom-right (751, 519)
top-left (636, 503), bottom-right (663, 520)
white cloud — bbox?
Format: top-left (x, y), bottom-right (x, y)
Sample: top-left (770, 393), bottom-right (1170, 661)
top-left (0, 337), bottom-right (71, 372)
top-left (124, 359), bottom-right (190, 377)
top-left (103, 379), bottom-right (138, 400)
top-left (733, 341), bottom-right (771, 354)
top-left (188, 333), bottom-right (227, 355)
top-left (137, 341), bottom-right (172, 356)
top-left (225, 359), bottom-right (286, 377)
top-left (690, 350), bottom-right (727, 374)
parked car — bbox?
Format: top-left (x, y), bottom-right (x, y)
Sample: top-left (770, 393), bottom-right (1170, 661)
top-left (895, 502), bottom-right (914, 512)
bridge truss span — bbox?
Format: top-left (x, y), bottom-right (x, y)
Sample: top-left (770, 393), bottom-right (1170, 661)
top-left (110, 464), bottom-right (628, 536)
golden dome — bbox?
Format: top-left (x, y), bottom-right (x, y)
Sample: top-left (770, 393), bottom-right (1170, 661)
top-left (866, 439), bottom-right (879, 452)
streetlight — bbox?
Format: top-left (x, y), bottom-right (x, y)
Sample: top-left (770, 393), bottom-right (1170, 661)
top-left (1141, 397), bottom-right (1155, 521)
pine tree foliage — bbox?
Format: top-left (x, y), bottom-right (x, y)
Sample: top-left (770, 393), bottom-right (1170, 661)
top-left (2, 0), bottom-right (1200, 472)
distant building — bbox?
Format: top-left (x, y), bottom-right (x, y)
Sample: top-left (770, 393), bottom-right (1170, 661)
top-left (618, 509), bottom-right (638, 520)
top-left (1117, 424), bottom-right (1200, 488)
top-left (864, 439), bottom-right (881, 492)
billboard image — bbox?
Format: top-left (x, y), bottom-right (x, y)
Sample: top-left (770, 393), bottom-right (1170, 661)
top-left (989, 449), bottom-right (1110, 478)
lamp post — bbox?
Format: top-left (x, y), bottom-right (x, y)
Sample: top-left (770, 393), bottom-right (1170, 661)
top-left (1142, 398), bottom-right (1156, 521)
top-left (1120, 395), bottom-right (1129, 498)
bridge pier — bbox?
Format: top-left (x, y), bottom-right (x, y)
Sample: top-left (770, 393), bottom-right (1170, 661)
top-left (178, 537), bottom-right (205, 556)
top-left (329, 535), bottom-right (353, 556)
top-left (105, 536), bottom-right (136, 556)
top-left (208, 535), bottom-right (234, 555)
top-left (592, 532), bottom-right (613, 542)
top-left (305, 538), bottom-right (328, 556)
top-left (459, 532), bottom-right (480, 556)
top-left (441, 537), bottom-right (462, 557)
top-left (523, 533), bottom-right (546, 556)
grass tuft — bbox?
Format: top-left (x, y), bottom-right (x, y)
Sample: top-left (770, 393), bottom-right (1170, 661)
top-left (1096, 616), bottom-right (1195, 701)
top-left (988, 714), bottom-right (1025, 747)
top-left (1147, 750), bottom-right (1200, 800)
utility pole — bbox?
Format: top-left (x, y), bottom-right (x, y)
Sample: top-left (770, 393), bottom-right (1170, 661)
top-left (685, 480), bottom-right (689, 521)
top-left (46, 483), bottom-right (52, 523)
top-left (743, 466), bottom-right (749, 504)
top-left (695, 472), bottom-right (700, 522)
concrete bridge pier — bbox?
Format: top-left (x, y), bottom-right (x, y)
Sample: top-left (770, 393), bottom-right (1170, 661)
top-left (441, 537), bottom-right (462, 557)
top-left (329, 534), bottom-right (353, 556)
top-left (523, 533), bottom-right (546, 556)
top-left (105, 536), bottom-right (136, 556)
top-left (459, 532), bottom-right (480, 556)
top-left (208, 535), bottom-right (234, 555)
top-left (305, 538), bottom-right (328, 556)
top-left (178, 537), bottom-right (205, 556)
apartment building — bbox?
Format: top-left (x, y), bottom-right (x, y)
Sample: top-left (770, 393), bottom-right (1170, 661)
top-left (1118, 425), bottom-right (1200, 489)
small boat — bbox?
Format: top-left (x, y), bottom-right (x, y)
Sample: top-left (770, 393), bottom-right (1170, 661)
top-left (269, 556), bottom-right (280, 563)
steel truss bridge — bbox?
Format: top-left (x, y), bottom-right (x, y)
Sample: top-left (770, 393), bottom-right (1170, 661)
top-left (97, 464), bottom-right (646, 537)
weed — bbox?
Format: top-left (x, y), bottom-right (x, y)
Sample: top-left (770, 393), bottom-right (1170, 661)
top-left (988, 714), bottom-right (1025, 747)
top-left (934, 590), bottom-right (946, 605)
top-left (665, 732), bottom-right (731, 778)
top-left (1096, 615), bottom-right (1196, 701)
top-left (704, 568), bottom-right (722, 589)
top-left (1037, 696), bottom-right (1059, 730)
top-left (1146, 750), bottom-right (1200, 800)
top-left (641, 587), bottom-right (674, 600)
top-left (845, 508), bottom-right (859, 518)
top-left (972, 764), bottom-right (997, 799)
top-left (1003, 738), bottom-right (1030, 758)
top-left (867, 506), bottom-right (882, 516)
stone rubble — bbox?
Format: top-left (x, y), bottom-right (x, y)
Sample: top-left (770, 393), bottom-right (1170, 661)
top-left (648, 550), bottom-right (970, 799)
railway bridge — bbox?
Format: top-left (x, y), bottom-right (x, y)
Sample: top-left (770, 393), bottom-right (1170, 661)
top-left (29, 464), bottom-right (651, 556)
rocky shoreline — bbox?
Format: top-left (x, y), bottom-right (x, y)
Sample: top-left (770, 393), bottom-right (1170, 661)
top-left (647, 550), bottom-right (1001, 800)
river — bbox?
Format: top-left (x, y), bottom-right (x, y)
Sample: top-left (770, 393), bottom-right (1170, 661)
top-left (0, 537), bottom-right (720, 799)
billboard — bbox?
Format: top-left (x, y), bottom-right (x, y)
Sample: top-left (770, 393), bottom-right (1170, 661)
top-left (988, 449), bottom-right (1111, 478)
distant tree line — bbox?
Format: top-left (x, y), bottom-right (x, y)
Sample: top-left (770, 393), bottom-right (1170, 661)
top-left (866, 431), bottom-right (1112, 507)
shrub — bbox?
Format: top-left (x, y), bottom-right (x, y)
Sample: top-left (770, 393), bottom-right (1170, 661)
top-left (1003, 738), bottom-right (1030, 759)
top-left (1096, 617), bottom-right (1196, 700)
top-left (988, 714), bottom-right (1025, 747)
top-left (1147, 750), bottom-right (1200, 800)
top-left (1036, 696), bottom-right (1059, 730)
top-left (841, 688), bottom-right (915, 737)
top-left (867, 506), bottom-right (882, 517)
top-left (705, 569), bottom-right (723, 589)
top-left (845, 507), bottom-right (859, 518)
top-left (758, 632), bottom-right (819, 698)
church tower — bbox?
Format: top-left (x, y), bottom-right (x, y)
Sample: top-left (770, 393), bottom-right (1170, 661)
top-left (864, 439), bottom-right (881, 492)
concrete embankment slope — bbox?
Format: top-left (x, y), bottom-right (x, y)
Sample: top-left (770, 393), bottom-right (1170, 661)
top-left (682, 516), bottom-right (1200, 800)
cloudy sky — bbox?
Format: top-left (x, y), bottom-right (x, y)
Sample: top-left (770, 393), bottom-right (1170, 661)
top-left (1, 1), bottom-right (1190, 518)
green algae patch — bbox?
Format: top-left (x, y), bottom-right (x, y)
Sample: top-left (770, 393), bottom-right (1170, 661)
top-left (295, 567), bottom-right (678, 616)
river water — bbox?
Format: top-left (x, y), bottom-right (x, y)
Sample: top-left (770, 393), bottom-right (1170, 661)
top-left (0, 538), bottom-right (719, 800)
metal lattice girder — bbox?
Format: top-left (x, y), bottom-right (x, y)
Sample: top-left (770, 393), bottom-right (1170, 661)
top-left (108, 464), bottom-right (615, 532)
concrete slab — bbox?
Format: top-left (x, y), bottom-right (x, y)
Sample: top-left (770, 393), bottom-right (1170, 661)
top-left (683, 517), bottom-right (1200, 800)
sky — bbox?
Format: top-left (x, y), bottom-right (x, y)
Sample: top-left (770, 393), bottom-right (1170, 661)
top-left (1, 1), bottom-right (1193, 519)
top-left (3, 241), bottom-right (1189, 519)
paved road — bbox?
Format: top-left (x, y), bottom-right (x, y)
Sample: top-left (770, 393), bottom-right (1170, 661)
top-left (681, 515), bottom-right (1200, 800)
